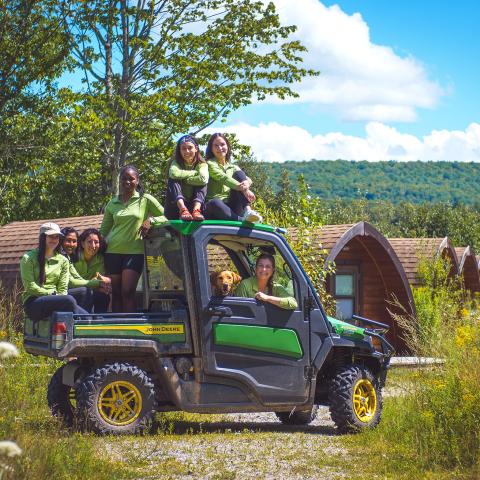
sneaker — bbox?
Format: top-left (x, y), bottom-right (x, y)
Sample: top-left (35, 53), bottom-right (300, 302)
top-left (179, 207), bottom-right (193, 221)
top-left (192, 208), bottom-right (205, 221)
top-left (242, 209), bottom-right (263, 223)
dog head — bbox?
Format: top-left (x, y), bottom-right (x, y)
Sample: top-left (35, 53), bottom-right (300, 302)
top-left (210, 270), bottom-right (242, 296)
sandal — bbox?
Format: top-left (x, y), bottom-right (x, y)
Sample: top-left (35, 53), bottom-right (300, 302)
top-left (179, 207), bottom-right (193, 221)
top-left (192, 208), bottom-right (205, 221)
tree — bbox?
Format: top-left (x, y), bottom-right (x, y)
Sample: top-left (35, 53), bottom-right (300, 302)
top-left (0, 0), bottom-right (69, 113)
top-left (61, 0), bottom-right (316, 194)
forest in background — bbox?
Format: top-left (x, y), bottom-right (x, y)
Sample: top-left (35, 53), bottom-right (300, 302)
top-left (264, 159), bottom-right (480, 205)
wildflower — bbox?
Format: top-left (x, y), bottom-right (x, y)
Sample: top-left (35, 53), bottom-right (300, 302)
top-left (0, 441), bottom-right (22, 457)
top-left (0, 342), bottom-right (19, 360)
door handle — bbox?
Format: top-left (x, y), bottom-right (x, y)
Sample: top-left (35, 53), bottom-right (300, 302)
top-left (207, 306), bottom-right (232, 317)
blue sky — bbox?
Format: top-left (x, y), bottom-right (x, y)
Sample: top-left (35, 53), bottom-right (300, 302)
top-left (214, 0), bottom-right (480, 162)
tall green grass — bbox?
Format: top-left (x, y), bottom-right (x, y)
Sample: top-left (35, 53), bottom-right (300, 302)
top-left (358, 257), bottom-right (480, 476)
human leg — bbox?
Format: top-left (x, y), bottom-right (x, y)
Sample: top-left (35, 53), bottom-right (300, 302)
top-left (68, 287), bottom-right (94, 313)
top-left (109, 275), bottom-right (122, 312)
top-left (191, 185), bottom-right (207, 221)
top-left (92, 290), bottom-right (110, 313)
top-left (24, 294), bottom-right (88, 321)
top-left (205, 198), bottom-right (240, 221)
top-left (121, 269), bottom-right (142, 312)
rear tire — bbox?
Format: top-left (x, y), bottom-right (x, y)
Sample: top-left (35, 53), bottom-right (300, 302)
top-left (276, 405), bottom-right (319, 425)
top-left (76, 362), bottom-right (157, 435)
top-left (328, 365), bottom-right (382, 433)
top-left (47, 365), bottom-right (76, 427)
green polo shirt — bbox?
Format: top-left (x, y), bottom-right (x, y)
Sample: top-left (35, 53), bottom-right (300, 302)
top-left (234, 276), bottom-right (298, 310)
top-left (20, 248), bottom-right (69, 303)
top-left (67, 251), bottom-right (104, 289)
top-left (169, 160), bottom-right (209, 200)
top-left (100, 191), bottom-right (167, 255)
top-left (206, 160), bottom-right (242, 201)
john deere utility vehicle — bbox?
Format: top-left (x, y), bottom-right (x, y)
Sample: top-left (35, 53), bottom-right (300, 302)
top-left (24, 220), bottom-right (394, 434)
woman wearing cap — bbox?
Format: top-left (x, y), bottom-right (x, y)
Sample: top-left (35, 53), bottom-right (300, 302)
top-left (204, 133), bottom-right (262, 223)
top-left (100, 165), bottom-right (166, 312)
top-left (20, 222), bottom-right (88, 321)
top-left (165, 135), bottom-right (208, 221)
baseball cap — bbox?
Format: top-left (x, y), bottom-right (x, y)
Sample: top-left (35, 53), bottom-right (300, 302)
top-left (39, 222), bottom-right (62, 236)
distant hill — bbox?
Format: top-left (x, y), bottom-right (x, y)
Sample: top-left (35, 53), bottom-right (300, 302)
top-left (263, 160), bottom-right (480, 205)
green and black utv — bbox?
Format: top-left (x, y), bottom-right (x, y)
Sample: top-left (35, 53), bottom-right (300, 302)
top-left (24, 220), bottom-right (394, 434)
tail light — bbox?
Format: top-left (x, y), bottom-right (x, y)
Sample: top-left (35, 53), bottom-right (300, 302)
top-left (52, 322), bottom-right (67, 350)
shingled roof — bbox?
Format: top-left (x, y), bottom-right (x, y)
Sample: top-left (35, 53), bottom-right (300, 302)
top-left (455, 246), bottom-right (480, 293)
top-left (388, 237), bottom-right (459, 287)
top-left (0, 215), bottom-right (102, 289)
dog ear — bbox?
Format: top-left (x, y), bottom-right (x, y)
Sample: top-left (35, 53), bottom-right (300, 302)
top-left (233, 272), bottom-right (242, 284)
top-left (210, 271), bottom-right (218, 284)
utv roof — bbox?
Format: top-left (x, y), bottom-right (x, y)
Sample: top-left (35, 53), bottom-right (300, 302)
top-left (161, 220), bottom-right (278, 235)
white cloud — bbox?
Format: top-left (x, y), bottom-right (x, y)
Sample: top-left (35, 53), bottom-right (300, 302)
top-left (266, 0), bottom-right (444, 122)
top-left (215, 122), bottom-right (480, 162)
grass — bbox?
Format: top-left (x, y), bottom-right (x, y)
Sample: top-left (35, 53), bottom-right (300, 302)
top-left (1, 338), bottom-right (479, 479)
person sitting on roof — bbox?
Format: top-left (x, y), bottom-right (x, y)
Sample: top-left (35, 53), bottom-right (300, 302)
top-left (234, 253), bottom-right (297, 310)
top-left (165, 135), bottom-right (208, 222)
top-left (20, 222), bottom-right (88, 321)
top-left (204, 133), bottom-right (262, 223)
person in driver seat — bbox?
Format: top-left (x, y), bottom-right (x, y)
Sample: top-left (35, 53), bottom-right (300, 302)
top-left (234, 253), bottom-right (297, 310)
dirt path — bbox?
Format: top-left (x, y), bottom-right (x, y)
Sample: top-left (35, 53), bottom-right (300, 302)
top-left (103, 407), bottom-right (351, 480)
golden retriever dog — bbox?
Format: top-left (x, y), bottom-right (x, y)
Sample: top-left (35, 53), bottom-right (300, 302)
top-left (210, 270), bottom-right (242, 296)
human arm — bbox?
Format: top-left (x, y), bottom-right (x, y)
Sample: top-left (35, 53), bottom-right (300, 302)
top-left (139, 194), bottom-right (168, 237)
top-left (169, 161), bottom-right (197, 181)
top-left (99, 203), bottom-right (113, 238)
top-left (255, 284), bottom-right (298, 310)
top-left (55, 258), bottom-right (70, 296)
top-left (69, 263), bottom-right (101, 289)
top-left (208, 161), bottom-right (241, 190)
top-left (20, 253), bottom-right (52, 297)
top-left (184, 162), bottom-right (209, 186)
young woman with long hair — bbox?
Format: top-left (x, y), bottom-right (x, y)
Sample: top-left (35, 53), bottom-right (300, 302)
top-left (165, 135), bottom-right (208, 221)
top-left (234, 253), bottom-right (297, 309)
top-left (100, 165), bottom-right (166, 312)
top-left (204, 133), bottom-right (262, 223)
top-left (20, 222), bottom-right (88, 321)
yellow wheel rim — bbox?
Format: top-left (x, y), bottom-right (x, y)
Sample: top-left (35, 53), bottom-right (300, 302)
top-left (68, 388), bottom-right (77, 409)
top-left (353, 379), bottom-right (377, 423)
top-left (98, 381), bottom-right (142, 426)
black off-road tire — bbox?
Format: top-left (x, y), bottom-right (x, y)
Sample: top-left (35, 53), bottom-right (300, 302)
top-left (276, 405), bottom-right (319, 425)
top-left (76, 362), bottom-right (157, 435)
top-left (47, 364), bottom-right (76, 427)
top-left (328, 365), bottom-right (382, 433)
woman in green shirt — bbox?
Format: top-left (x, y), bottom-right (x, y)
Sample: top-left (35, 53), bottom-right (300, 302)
top-left (100, 165), bottom-right (166, 312)
top-left (74, 228), bottom-right (111, 313)
top-left (165, 135), bottom-right (208, 221)
top-left (20, 222), bottom-right (88, 321)
top-left (234, 253), bottom-right (297, 310)
top-left (204, 133), bottom-right (262, 223)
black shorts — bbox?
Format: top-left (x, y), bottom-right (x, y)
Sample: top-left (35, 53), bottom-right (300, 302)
top-left (104, 253), bottom-right (144, 275)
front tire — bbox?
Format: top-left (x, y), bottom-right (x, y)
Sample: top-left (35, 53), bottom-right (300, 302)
top-left (47, 364), bottom-right (76, 427)
top-left (328, 365), bottom-right (382, 433)
top-left (76, 362), bottom-right (157, 435)
top-left (276, 405), bottom-right (319, 425)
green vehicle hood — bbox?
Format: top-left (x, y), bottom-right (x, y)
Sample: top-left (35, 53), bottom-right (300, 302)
top-left (327, 316), bottom-right (366, 340)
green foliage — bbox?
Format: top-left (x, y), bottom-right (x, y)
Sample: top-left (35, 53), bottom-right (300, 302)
top-left (264, 159), bottom-right (480, 205)
top-left (408, 257), bottom-right (464, 352)
top-left (60, 0), bottom-right (316, 193)
top-left (0, 0), bottom-right (69, 113)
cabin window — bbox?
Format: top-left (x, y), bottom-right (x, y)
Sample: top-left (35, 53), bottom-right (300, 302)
top-left (334, 271), bottom-right (357, 320)
top-left (206, 234), bottom-right (297, 301)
